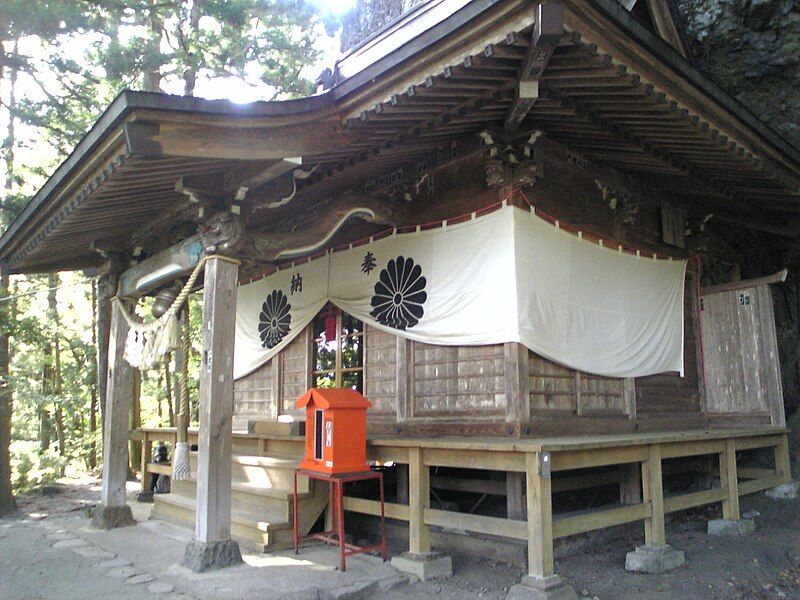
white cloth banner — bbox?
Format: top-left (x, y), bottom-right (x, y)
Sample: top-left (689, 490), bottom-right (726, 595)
top-left (234, 205), bottom-right (685, 380)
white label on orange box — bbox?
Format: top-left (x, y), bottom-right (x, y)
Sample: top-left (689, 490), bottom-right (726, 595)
top-left (325, 461), bottom-right (333, 468)
top-left (325, 421), bottom-right (332, 447)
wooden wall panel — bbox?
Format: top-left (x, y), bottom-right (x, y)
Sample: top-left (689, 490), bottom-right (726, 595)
top-left (364, 325), bottom-right (397, 416)
top-left (233, 360), bottom-right (274, 426)
top-left (529, 354), bottom-right (577, 414)
top-left (528, 354), bottom-right (625, 416)
top-left (412, 342), bottom-right (506, 417)
top-left (280, 326), bottom-right (311, 417)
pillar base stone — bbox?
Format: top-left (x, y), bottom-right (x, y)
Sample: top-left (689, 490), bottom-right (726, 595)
top-left (91, 504), bottom-right (135, 530)
top-left (625, 545), bottom-right (685, 573)
top-left (506, 575), bottom-right (579, 600)
top-left (181, 540), bottom-right (242, 573)
top-left (707, 518), bottom-right (755, 536)
top-left (390, 552), bottom-right (452, 580)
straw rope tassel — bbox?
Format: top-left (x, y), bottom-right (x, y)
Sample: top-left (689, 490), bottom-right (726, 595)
top-left (172, 305), bottom-right (192, 480)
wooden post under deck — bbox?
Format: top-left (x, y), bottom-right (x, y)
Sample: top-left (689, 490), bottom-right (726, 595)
top-left (525, 451), bottom-right (554, 579)
top-left (194, 257), bottom-right (239, 546)
top-left (408, 446), bottom-right (430, 554)
top-left (642, 444), bottom-right (666, 546)
top-left (720, 439), bottom-right (740, 520)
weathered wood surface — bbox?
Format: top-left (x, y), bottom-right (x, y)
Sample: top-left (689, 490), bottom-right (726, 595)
top-left (701, 282), bottom-right (784, 425)
top-left (101, 302), bottom-right (134, 507)
top-left (195, 257), bottom-right (238, 544)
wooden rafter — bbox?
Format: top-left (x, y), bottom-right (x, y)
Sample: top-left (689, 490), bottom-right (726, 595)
top-left (504, 2), bottom-right (564, 130)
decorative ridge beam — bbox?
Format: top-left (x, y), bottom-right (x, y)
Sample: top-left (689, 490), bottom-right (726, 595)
top-left (505, 2), bottom-right (565, 130)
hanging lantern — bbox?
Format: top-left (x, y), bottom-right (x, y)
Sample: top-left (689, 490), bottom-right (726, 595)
top-left (324, 304), bottom-right (339, 343)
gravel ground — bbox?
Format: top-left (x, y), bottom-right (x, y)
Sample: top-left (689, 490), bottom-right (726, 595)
top-left (1, 477), bottom-right (799, 600)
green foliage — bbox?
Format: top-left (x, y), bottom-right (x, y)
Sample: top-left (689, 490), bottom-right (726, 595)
top-left (0, 0), bottom-right (336, 497)
top-left (10, 441), bottom-right (69, 493)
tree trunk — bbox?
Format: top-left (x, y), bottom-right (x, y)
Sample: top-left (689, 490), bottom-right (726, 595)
top-left (40, 321), bottom-right (53, 454)
top-left (129, 370), bottom-right (142, 478)
top-left (48, 274), bottom-right (66, 476)
top-left (89, 281), bottom-right (98, 470)
top-left (0, 269), bottom-right (15, 517)
top-left (142, 0), bottom-right (164, 92)
top-left (182, 0), bottom-right (203, 96)
top-left (0, 45), bottom-right (19, 516)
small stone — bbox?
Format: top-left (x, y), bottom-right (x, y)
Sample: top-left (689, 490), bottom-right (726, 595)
top-left (106, 566), bottom-right (145, 579)
top-left (708, 519), bottom-right (756, 536)
top-left (127, 573), bottom-right (155, 585)
top-left (72, 546), bottom-right (116, 559)
top-left (625, 545), bottom-right (685, 574)
top-left (147, 582), bottom-right (175, 594)
top-left (765, 482), bottom-right (799, 500)
top-left (95, 558), bottom-right (133, 570)
top-left (53, 539), bottom-right (89, 549)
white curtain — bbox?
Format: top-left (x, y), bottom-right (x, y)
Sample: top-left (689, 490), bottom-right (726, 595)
top-left (234, 204), bottom-right (685, 380)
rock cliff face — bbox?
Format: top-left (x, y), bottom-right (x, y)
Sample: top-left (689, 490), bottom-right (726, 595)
top-left (677, 0), bottom-right (800, 148)
top-left (341, 0), bottom-right (426, 51)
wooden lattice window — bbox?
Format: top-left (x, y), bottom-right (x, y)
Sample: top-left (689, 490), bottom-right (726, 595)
top-left (312, 307), bottom-right (364, 392)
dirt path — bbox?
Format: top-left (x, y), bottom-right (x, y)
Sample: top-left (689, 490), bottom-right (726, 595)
top-left (1, 477), bottom-right (799, 600)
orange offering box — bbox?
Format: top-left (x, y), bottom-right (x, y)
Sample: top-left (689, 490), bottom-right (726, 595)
top-left (296, 388), bottom-right (372, 475)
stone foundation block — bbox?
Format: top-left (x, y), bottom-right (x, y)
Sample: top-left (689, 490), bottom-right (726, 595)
top-left (390, 552), bottom-right (452, 580)
top-left (707, 518), bottom-right (755, 536)
top-left (765, 481), bottom-right (799, 500)
top-left (181, 539), bottom-right (242, 573)
top-left (506, 575), bottom-right (580, 600)
top-left (625, 545), bottom-right (685, 574)
top-left (91, 504), bottom-right (135, 530)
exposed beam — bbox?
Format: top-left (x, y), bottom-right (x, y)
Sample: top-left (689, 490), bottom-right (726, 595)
top-left (504, 2), bottom-right (564, 130)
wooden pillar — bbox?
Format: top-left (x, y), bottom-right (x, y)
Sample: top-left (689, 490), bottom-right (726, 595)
top-left (642, 444), bottom-right (666, 546)
top-left (525, 451), bottom-right (554, 579)
top-left (100, 301), bottom-right (134, 508)
top-left (194, 257), bottom-right (238, 545)
top-left (504, 342), bottom-right (530, 436)
top-left (719, 439), bottom-right (740, 520)
top-left (408, 446), bottom-right (430, 554)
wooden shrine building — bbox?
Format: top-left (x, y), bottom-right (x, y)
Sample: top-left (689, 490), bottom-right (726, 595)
top-left (1, 0), bottom-right (797, 595)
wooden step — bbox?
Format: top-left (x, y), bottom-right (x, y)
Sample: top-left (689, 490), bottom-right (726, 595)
top-left (150, 451), bottom-right (329, 553)
top-left (151, 491), bottom-right (292, 552)
top-left (187, 453), bottom-right (310, 493)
